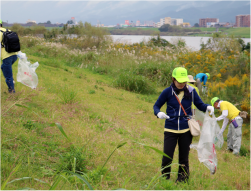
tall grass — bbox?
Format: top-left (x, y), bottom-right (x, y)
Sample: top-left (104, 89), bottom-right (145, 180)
top-left (114, 71), bottom-right (156, 94)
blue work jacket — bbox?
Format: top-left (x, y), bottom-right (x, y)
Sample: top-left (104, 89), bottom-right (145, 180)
top-left (153, 85), bottom-right (209, 131)
top-left (194, 73), bottom-right (208, 85)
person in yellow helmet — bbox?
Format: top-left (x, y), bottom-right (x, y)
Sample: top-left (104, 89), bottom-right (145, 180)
top-left (211, 97), bottom-right (243, 156)
top-left (194, 73), bottom-right (210, 94)
top-left (153, 67), bottom-right (214, 183)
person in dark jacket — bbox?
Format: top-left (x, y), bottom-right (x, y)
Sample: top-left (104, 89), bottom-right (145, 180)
top-left (153, 67), bottom-right (214, 183)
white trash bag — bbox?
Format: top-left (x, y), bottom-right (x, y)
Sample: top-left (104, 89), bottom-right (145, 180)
top-left (17, 51), bottom-right (39, 89)
top-left (194, 108), bottom-right (205, 129)
top-left (190, 110), bottom-right (224, 175)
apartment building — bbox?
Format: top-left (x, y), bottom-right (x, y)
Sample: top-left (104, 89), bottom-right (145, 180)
top-left (136, 20), bottom-right (140, 26)
top-left (160, 18), bottom-right (165, 26)
top-left (164, 17), bottom-right (171, 25)
top-left (199, 18), bottom-right (219, 27)
top-left (171, 18), bottom-right (183, 26)
top-left (156, 17), bottom-right (184, 28)
top-left (156, 22), bottom-right (161, 28)
top-left (236, 15), bottom-right (250, 27)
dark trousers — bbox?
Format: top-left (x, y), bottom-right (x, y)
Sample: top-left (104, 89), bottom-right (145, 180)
top-left (1, 55), bottom-right (17, 93)
top-left (162, 131), bottom-right (192, 179)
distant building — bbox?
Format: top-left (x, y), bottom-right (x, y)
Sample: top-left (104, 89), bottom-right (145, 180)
top-left (160, 18), bottom-right (165, 27)
top-left (156, 22), bottom-right (161, 28)
top-left (183, 22), bottom-right (191, 27)
top-left (144, 20), bottom-right (154, 26)
top-left (176, 19), bottom-right (183, 26)
top-left (206, 22), bottom-right (217, 28)
top-left (125, 20), bottom-right (130, 25)
top-left (199, 18), bottom-right (219, 27)
top-left (236, 15), bottom-right (250, 27)
top-left (171, 18), bottom-right (183, 26)
top-left (136, 20), bottom-right (140, 26)
top-left (164, 17), bottom-right (171, 25)
top-left (26, 19), bottom-right (36, 24)
top-left (207, 22), bottom-right (230, 28)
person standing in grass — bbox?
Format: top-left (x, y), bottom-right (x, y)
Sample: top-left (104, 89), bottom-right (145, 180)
top-left (194, 73), bottom-right (210, 94)
top-left (153, 67), bottom-right (214, 183)
top-left (211, 97), bottom-right (243, 156)
top-left (187, 75), bottom-right (200, 114)
top-left (0, 19), bottom-right (18, 93)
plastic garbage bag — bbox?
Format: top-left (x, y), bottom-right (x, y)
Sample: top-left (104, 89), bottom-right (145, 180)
top-left (190, 110), bottom-right (224, 175)
top-left (17, 51), bottom-right (39, 89)
top-left (194, 109), bottom-right (205, 129)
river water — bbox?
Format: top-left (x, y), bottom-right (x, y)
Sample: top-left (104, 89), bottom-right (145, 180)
top-left (111, 35), bottom-right (250, 51)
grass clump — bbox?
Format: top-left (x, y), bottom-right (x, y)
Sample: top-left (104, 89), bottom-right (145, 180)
top-left (114, 71), bottom-right (156, 94)
top-left (58, 86), bottom-right (78, 104)
top-left (58, 145), bottom-right (88, 173)
top-left (239, 145), bottom-right (250, 157)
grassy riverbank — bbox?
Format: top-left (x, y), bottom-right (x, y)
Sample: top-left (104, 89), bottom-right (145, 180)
top-left (192, 27), bottom-right (250, 38)
top-left (107, 27), bottom-right (250, 38)
top-left (1, 35), bottom-right (250, 190)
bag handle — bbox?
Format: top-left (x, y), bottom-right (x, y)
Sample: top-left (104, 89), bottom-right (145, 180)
top-left (173, 91), bottom-right (188, 117)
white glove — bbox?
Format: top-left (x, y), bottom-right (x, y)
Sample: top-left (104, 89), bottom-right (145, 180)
top-left (207, 106), bottom-right (214, 115)
top-left (157, 112), bottom-right (170, 119)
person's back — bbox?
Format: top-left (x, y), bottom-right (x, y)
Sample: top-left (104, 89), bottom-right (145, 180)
top-left (0, 20), bottom-right (18, 93)
top-left (0, 27), bottom-right (18, 60)
top-left (194, 73), bottom-right (210, 94)
top-left (220, 101), bottom-right (240, 121)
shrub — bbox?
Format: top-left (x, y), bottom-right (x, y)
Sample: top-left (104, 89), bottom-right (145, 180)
top-left (149, 34), bottom-right (174, 48)
top-left (58, 22), bottom-right (112, 50)
top-left (134, 60), bottom-right (176, 86)
top-left (113, 71), bottom-right (156, 94)
top-left (10, 24), bottom-right (47, 36)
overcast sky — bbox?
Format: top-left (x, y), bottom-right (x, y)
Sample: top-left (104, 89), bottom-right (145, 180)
top-left (1, 0), bottom-right (250, 25)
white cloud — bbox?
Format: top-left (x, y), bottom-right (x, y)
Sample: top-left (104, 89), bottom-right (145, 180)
top-left (53, 0), bottom-right (83, 6)
top-left (0, 0), bottom-right (19, 6)
top-left (109, 1), bottom-right (138, 10)
top-left (147, 1), bottom-right (163, 5)
top-left (86, 0), bottom-right (109, 7)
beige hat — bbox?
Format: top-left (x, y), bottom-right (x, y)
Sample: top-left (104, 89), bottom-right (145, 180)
top-left (188, 75), bottom-right (196, 82)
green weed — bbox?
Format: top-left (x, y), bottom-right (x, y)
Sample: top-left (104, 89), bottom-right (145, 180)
top-left (58, 145), bottom-right (88, 173)
top-left (58, 86), bottom-right (78, 104)
top-left (240, 145), bottom-right (249, 157)
top-left (89, 90), bottom-right (96, 94)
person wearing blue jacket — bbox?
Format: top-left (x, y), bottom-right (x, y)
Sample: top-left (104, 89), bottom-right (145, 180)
top-left (194, 73), bottom-right (210, 93)
top-left (153, 67), bottom-right (214, 183)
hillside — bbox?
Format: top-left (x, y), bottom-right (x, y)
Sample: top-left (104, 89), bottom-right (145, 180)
top-left (1, 35), bottom-right (250, 190)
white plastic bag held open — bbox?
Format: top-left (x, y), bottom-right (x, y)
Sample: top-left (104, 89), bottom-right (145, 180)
top-left (190, 110), bottom-right (224, 175)
top-left (17, 51), bottom-right (39, 89)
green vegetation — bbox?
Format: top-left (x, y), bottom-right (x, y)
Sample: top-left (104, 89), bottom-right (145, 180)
top-left (192, 27), bottom-right (250, 38)
top-left (1, 26), bottom-right (250, 190)
top-left (8, 23), bottom-right (250, 38)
